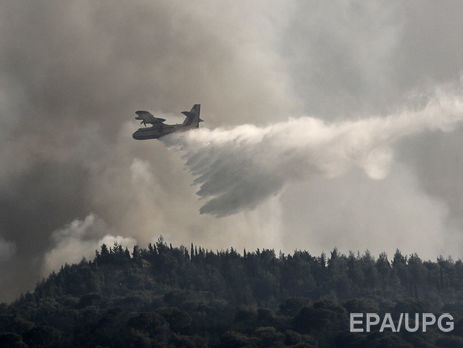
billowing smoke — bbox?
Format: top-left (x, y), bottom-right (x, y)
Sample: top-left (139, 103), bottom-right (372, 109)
top-left (165, 86), bottom-right (463, 216)
top-left (2, 0), bottom-right (463, 302)
top-left (43, 214), bottom-right (136, 274)
top-left (0, 237), bottom-right (16, 263)
top-left (0, 0), bottom-right (294, 302)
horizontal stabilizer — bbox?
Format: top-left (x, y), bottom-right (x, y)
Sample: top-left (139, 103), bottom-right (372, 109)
top-left (182, 104), bottom-right (202, 127)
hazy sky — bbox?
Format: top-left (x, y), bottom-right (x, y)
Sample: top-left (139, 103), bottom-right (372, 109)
top-left (1, 0), bottom-right (463, 302)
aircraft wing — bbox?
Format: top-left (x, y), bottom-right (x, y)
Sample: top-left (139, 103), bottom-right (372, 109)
top-left (135, 111), bottom-right (165, 124)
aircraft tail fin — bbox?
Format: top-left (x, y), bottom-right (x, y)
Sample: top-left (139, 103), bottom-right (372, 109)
top-left (182, 104), bottom-right (202, 127)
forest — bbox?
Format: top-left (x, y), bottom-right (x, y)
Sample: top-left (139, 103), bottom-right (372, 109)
top-left (1, 237), bottom-right (463, 347)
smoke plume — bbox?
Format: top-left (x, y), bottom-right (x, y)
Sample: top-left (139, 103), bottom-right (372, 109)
top-left (43, 214), bottom-right (136, 274)
top-left (2, 0), bottom-right (463, 302)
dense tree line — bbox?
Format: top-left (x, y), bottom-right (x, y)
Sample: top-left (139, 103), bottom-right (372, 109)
top-left (1, 237), bottom-right (463, 347)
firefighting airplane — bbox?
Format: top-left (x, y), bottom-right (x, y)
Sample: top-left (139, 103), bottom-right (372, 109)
top-left (132, 104), bottom-right (202, 140)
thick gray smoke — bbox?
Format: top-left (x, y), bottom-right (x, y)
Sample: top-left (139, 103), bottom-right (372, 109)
top-left (0, 0), bottom-right (295, 302)
top-left (2, 0), bottom-right (463, 302)
top-left (166, 86), bottom-right (463, 216)
top-left (42, 214), bottom-right (136, 275)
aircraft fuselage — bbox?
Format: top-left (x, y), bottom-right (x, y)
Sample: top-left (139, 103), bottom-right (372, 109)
top-left (132, 124), bottom-right (194, 140)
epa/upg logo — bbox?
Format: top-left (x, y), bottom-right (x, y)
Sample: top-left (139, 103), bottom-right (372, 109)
top-left (350, 313), bottom-right (454, 333)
